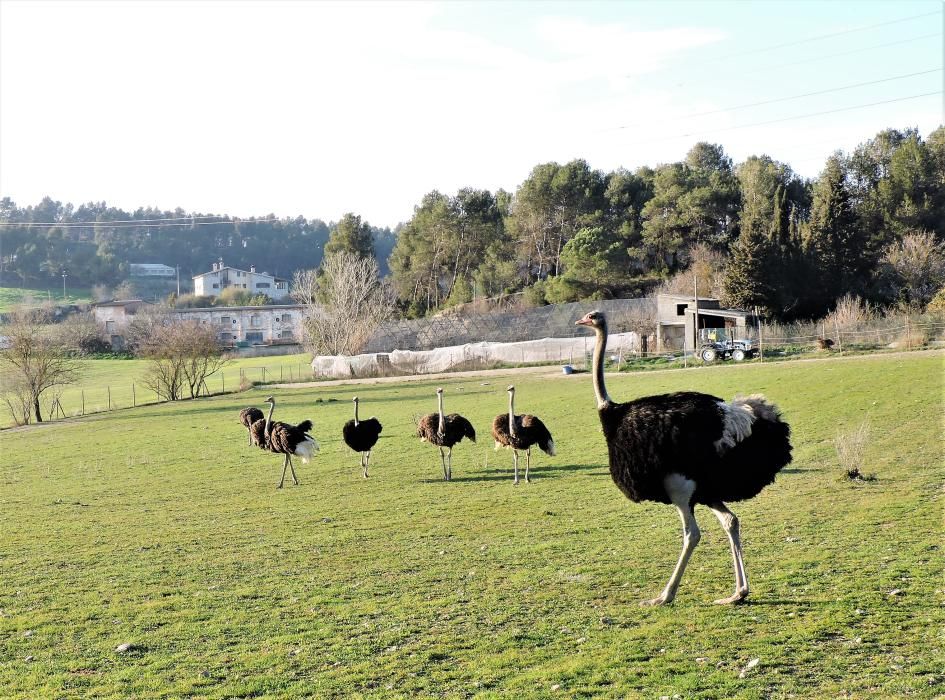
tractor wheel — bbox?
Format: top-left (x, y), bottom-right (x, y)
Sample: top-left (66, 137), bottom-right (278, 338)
top-left (732, 349), bottom-right (746, 362)
top-left (700, 347), bottom-right (717, 362)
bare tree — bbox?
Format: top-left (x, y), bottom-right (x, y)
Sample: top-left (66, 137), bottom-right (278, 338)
top-left (881, 230), bottom-right (945, 309)
top-left (58, 311), bottom-right (110, 355)
top-left (0, 307), bottom-right (80, 423)
top-left (139, 320), bottom-right (229, 400)
top-left (293, 252), bottom-right (395, 356)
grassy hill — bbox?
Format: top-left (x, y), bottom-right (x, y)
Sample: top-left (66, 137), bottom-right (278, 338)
top-left (0, 353), bottom-right (942, 698)
top-left (0, 286), bottom-right (92, 311)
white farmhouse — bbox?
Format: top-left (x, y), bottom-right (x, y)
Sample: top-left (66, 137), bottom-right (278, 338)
top-left (192, 260), bottom-right (289, 300)
top-left (170, 304), bottom-right (302, 347)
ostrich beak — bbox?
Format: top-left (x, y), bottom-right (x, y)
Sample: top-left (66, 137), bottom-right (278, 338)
top-left (575, 315), bottom-right (592, 326)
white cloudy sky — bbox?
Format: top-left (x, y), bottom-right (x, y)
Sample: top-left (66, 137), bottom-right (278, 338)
top-left (1, 0), bottom-right (941, 226)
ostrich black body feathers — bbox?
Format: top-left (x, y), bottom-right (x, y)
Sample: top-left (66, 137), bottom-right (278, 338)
top-left (343, 417), bottom-right (382, 453)
top-left (491, 414), bottom-right (554, 455)
top-left (599, 391), bottom-right (791, 505)
top-left (416, 413), bottom-right (476, 447)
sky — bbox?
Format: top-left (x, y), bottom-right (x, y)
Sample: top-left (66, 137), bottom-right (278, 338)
top-left (0, 0), bottom-right (942, 228)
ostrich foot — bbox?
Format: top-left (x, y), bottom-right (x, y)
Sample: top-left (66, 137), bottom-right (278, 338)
top-left (713, 589), bottom-right (749, 605)
top-left (639, 594), bottom-right (673, 607)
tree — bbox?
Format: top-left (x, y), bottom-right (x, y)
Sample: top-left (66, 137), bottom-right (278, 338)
top-left (0, 307), bottom-right (81, 423)
top-left (721, 226), bottom-right (774, 312)
top-left (294, 252), bottom-right (394, 356)
top-left (138, 320), bottom-right (229, 401)
top-left (879, 230), bottom-right (945, 309)
top-left (324, 213), bottom-right (375, 260)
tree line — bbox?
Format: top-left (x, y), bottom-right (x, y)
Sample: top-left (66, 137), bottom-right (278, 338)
top-left (2, 125), bottom-right (943, 320)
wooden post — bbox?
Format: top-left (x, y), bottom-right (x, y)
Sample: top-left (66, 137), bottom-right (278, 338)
top-left (81, 390), bottom-right (85, 416)
top-left (107, 386), bottom-right (111, 411)
top-left (280, 366), bottom-right (283, 381)
top-left (906, 317), bottom-right (911, 350)
top-left (834, 318), bottom-right (843, 355)
top-left (262, 367), bottom-right (267, 383)
top-left (132, 383), bottom-right (136, 407)
top-left (222, 373), bottom-right (225, 393)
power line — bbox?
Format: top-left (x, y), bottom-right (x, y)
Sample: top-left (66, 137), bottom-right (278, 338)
top-left (0, 217), bottom-right (287, 228)
top-left (607, 69), bottom-right (941, 133)
top-left (615, 91), bottom-right (943, 148)
top-left (702, 9), bottom-right (941, 64)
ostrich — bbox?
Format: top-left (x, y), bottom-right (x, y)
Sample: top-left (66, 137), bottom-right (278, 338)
top-left (491, 385), bottom-right (555, 484)
top-left (250, 396), bottom-right (319, 488)
top-left (239, 407), bottom-right (264, 446)
top-left (416, 388), bottom-right (476, 481)
top-left (575, 310), bottom-right (792, 606)
top-left (342, 396), bottom-right (382, 478)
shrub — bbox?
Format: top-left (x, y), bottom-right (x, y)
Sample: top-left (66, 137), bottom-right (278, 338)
top-left (835, 421), bottom-right (874, 481)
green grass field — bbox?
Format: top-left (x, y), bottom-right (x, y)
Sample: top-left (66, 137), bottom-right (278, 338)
top-left (13, 354), bottom-right (314, 427)
top-left (1, 353), bottom-right (942, 698)
top-left (0, 286), bottom-right (92, 311)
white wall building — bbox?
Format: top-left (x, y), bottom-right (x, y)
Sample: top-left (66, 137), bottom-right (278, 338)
top-left (129, 263), bottom-right (175, 277)
top-left (192, 260), bottom-right (289, 300)
top-left (92, 299), bottom-right (153, 348)
top-left (171, 304), bottom-right (302, 346)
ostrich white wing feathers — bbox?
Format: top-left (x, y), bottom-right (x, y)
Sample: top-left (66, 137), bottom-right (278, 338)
top-left (714, 397), bottom-right (759, 453)
top-left (295, 436), bottom-right (319, 463)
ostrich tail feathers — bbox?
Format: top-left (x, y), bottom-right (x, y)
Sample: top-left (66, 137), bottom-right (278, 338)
top-left (296, 436), bottom-right (318, 463)
top-left (296, 419), bottom-right (313, 433)
top-left (542, 438), bottom-right (556, 456)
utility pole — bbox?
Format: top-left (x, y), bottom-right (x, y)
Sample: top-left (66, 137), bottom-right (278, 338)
top-left (176, 265), bottom-right (180, 296)
top-left (62, 269), bottom-right (68, 300)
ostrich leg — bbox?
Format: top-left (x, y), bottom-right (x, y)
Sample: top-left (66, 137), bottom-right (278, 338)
top-left (641, 475), bottom-right (700, 606)
top-left (512, 450), bottom-right (519, 485)
top-left (708, 502), bottom-right (749, 604)
top-left (278, 454), bottom-right (289, 489)
top-left (447, 448), bottom-right (453, 481)
top-left (289, 456), bottom-right (299, 485)
top-left (439, 447), bottom-right (447, 480)
top-left (362, 452), bottom-right (369, 479)
top-left (247, 433), bottom-right (252, 447)
top-left (525, 449), bottom-right (532, 483)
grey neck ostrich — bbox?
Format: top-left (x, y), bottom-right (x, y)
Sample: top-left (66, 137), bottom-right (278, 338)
top-left (491, 385), bottom-right (556, 484)
top-left (258, 395), bottom-right (318, 488)
top-left (416, 388), bottom-right (476, 481)
top-left (342, 396), bottom-right (382, 478)
top-left (576, 310), bottom-right (792, 606)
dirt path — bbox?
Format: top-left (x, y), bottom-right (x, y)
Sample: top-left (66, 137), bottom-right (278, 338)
top-left (268, 347), bottom-right (944, 390)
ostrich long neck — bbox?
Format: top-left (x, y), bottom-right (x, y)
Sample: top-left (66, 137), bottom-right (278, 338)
top-left (508, 392), bottom-right (517, 437)
top-left (592, 323), bottom-right (612, 408)
top-left (437, 394), bottom-right (445, 435)
top-left (354, 400), bottom-right (360, 427)
top-left (264, 402), bottom-right (275, 435)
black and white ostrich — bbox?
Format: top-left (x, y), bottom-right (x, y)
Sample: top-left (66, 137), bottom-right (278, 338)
top-left (239, 407), bottom-right (264, 446)
top-left (250, 396), bottom-right (319, 488)
top-left (575, 310), bottom-right (792, 606)
top-left (491, 385), bottom-right (556, 484)
top-left (416, 388), bottom-right (476, 481)
top-left (342, 396), bottom-right (382, 478)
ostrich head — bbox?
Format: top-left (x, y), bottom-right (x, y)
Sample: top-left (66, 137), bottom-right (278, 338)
top-left (436, 387), bottom-right (444, 395)
top-left (507, 385), bottom-right (515, 393)
top-left (265, 395), bottom-right (275, 404)
top-left (352, 396), bottom-right (359, 403)
top-left (576, 310), bottom-right (606, 330)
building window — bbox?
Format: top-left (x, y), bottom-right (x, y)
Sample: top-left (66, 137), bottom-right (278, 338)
top-left (221, 316), bottom-right (230, 325)
top-left (282, 314), bottom-right (291, 323)
top-left (251, 315), bottom-right (262, 328)
top-left (275, 281), bottom-right (286, 289)
top-left (255, 282), bottom-right (270, 289)
top-left (106, 320), bottom-right (115, 333)
top-left (212, 283), bottom-right (219, 289)
top-left (676, 304), bottom-right (688, 316)
top-left (246, 331), bottom-right (263, 343)
top-left (280, 330), bottom-right (294, 339)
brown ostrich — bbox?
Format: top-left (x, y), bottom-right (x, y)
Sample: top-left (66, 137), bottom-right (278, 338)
top-left (239, 407), bottom-right (264, 446)
top-left (491, 385), bottom-right (555, 484)
top-left (576, 310), bottom-right (792, 606)
top-left (416, 388), bottom-right (476, 481)
top-left (250, 396), bottom-right (319, 488)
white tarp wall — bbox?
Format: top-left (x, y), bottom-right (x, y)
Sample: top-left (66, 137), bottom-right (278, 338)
top-left (311, 332), bottom-right (639, 379)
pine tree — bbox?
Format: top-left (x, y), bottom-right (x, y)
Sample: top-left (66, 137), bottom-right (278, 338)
top-left (722, 225), bottom-right (773, 312)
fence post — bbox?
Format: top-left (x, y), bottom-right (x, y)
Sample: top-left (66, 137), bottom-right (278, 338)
top-left (133, 383), bottom-right (136, 407)
top-left (262, 367), bottom-right (267, 383)
top-left (222, 373), bottom-right (225, 393)
top-left (757, 308), bottom-right (764, 362)
top-left (280, 366), bottom-right (283, 381)
top-left (81, 390), bottom-right (85, 416)
top-left (834, 319), bottom-right (843, 355)
top-left (107, 386), bottom-right (111, 411)
top-left (906, 317), bottom-right (911, 350)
